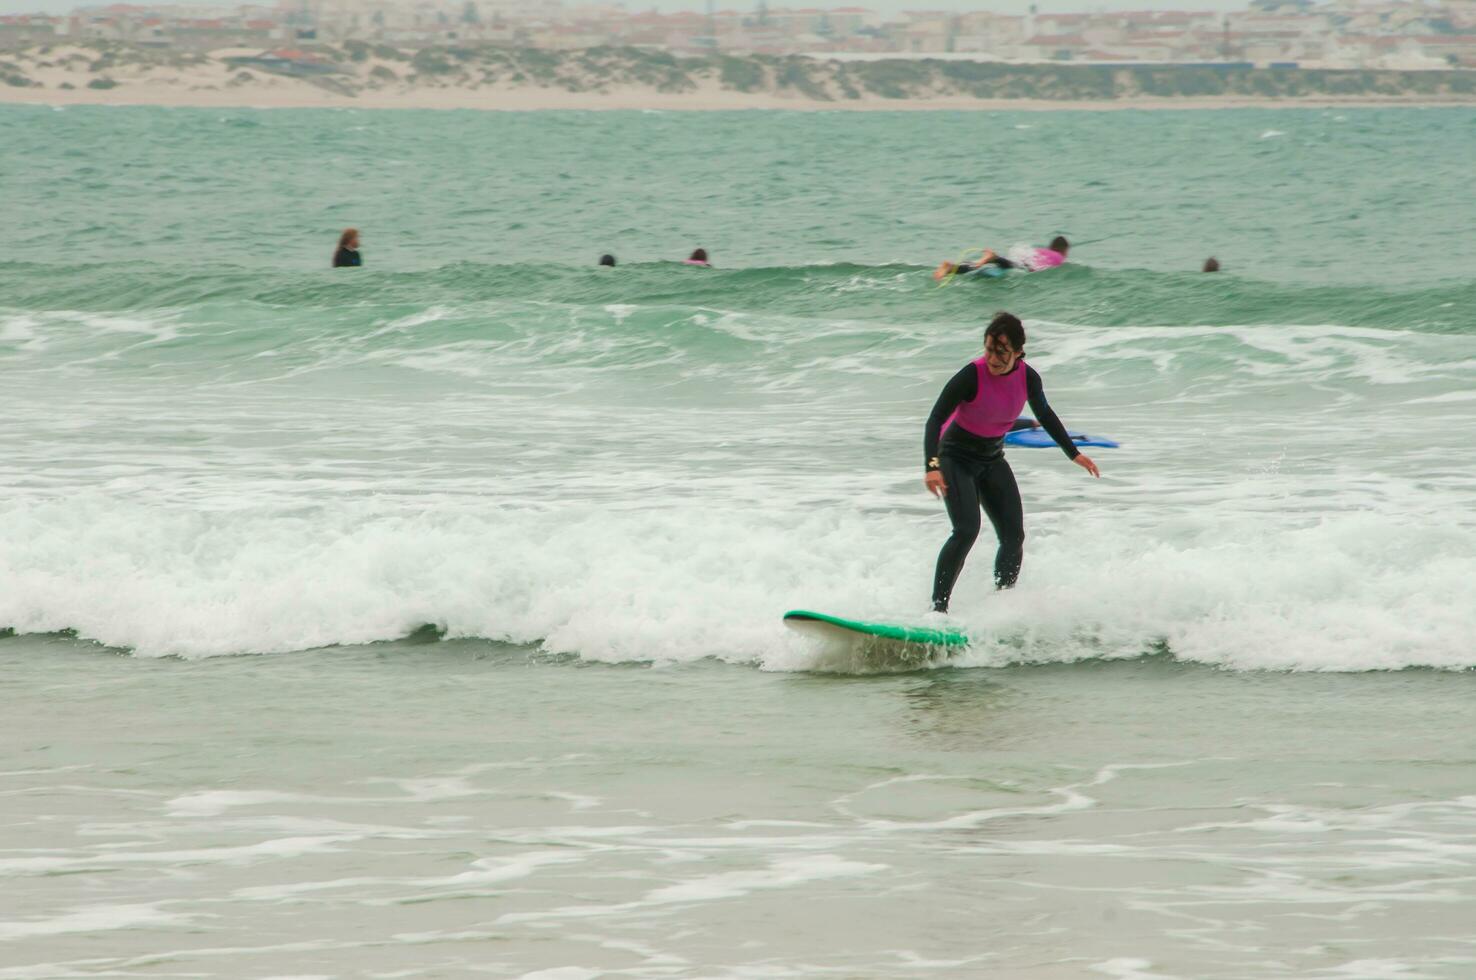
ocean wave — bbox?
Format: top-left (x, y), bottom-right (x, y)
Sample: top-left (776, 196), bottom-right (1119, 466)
top-left (2, 298), bottom-right (1470, 409)
top-left (2, 259), bottom-right (1474, 337)
top-left (2, 495), bottom-right (1472, 671)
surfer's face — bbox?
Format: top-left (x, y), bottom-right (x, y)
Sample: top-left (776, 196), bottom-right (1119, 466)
top-left (984, 337), bottom-right (1019, 375)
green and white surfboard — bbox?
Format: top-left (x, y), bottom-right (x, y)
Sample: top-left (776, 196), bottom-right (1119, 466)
top-left (782, 610), bottom-right (970, 649)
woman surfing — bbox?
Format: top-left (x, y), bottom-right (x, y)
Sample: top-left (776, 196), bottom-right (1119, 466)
top-left (924, 312), bottom-right (1099, 613)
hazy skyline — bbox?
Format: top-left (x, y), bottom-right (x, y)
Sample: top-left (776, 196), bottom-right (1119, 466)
top-left (0, 0), bottom-right (1249, 19)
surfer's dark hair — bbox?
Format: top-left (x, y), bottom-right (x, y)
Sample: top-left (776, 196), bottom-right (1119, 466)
top-left (985, 312), bottom-right (1026, 353)
top-left (599, 254), bottom-right (616, 266)
top-left (1049, 235), bottom-right (1069, 254)
top-left (688, 247), bottom-right (708, 262)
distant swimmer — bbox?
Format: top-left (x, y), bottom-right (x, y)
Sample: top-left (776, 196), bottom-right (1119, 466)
top-left (924, 312), bottom-right (1100, 613)
top-left (934, 236), bottom-right (1070, 281)
top-left (683, 248), bottom-right (710, 267)
top-left (1203, 257), bottom-right (1221, 272)
top-left (599, 254), bottom-right (617, 267)
top-left (332, 228), bottom-right (361, 268)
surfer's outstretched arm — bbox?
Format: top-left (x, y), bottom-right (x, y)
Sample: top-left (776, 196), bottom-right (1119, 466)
top-left (1025, 365), bottom-right (1100, 478)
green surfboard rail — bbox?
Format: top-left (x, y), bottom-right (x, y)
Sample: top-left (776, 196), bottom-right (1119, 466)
top-left (782, 609), bottom-right (970, 648)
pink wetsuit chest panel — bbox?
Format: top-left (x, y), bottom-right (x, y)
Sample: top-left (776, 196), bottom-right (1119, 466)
top-left (944, 357), bottom-right (1029, 439)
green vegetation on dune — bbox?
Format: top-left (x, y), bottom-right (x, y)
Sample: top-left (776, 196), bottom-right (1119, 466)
top-left (848, 58), bottom-right (935, 100)
top-left (470, 46), bottom-right (1476, 102)
top-left (717, 55), bottom-right (766, 93)
top-left (0, 58), bottom-right (38, 87)
top-left (775, 57), bottom-right (832, 101)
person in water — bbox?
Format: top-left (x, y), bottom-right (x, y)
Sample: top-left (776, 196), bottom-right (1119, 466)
top-left (935, 236), bottom-right (1069, 279)
top-left (683, 248), bottom-right (710, 267)
top-left (333, 228), bottom-right (361, 268)
top-left (925, 312), bottom-right (1100, 612)
top-left (1203, 257), bottom-right (1220, 272)
top-left (599, 254), bottom-right (617, 267)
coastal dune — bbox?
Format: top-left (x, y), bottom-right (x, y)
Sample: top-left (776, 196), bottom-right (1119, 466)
top-left (4, 41), bottom-right (1476, 110)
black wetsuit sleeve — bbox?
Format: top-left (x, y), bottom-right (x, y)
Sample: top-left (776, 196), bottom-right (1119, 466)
top-left (924, 364), bottom-right (978, 469)
top-left (1025, 364), bottom-right (1080, 460)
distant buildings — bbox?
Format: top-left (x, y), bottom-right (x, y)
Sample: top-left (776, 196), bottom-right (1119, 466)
top-left (3, 0), bottom-right (1474, 69)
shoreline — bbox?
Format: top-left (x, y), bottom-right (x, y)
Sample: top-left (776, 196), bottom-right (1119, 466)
top-left (5, 87), bottom-right (1476, 112)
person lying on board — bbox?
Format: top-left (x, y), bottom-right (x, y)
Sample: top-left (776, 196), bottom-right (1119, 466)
top-left (933, 236), bottom-right (1069, 280)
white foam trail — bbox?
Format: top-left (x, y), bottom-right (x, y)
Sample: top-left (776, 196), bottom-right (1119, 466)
top-left (166, 790), bottom-right (314, 817)
top-left (0, 903), bottom-right (191, 941)
top-left (232, 850), bottom-right (583, 902)
top-left (497, 854), bottom-right (884, 924)
top-left (1408, 391), bottom-right (1476, 404)
top-left (1090, 959), bottom-right (1183, 980)
top-left (0, 315), bottom-right (44, 350)
top-left (642, 854), bottom-right (884, 903)
top-left (0, 837), bottom-right (349, 877)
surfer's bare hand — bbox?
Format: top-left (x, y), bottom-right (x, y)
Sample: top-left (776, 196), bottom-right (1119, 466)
top-left (925, 471), bottom-right (948, 497)
top-left (1073, 454), bottom-right (1101, 478)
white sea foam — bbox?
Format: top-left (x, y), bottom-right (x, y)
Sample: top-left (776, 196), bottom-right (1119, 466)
top-left (0, 902), bottom-right (191, 941)
top-left (1407, 390), bottom-right (1476, 404)
top-left (381, 305), bottom-right (455, 331)
top-left (166, 789), bottom-right (317, 817)
top-left (0, 315), bottom-right (45, 350)
top-left (0, 836), bottom-right (349, 877)
top-left (0, 486), bottom-right (1472, 670)
top-left (498, 854), bottom-right (884, 924)
top-left (642, 853), bottom-right (884, 903)
top-left (231, 850), bottom-right (583, 902)
top-left (0, 310), bottom-right (181, 368)
top-left (1089, 959), bottom-right (1182, 980)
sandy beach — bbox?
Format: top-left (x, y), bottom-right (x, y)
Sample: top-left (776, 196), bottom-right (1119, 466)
top-left (4, 43), bottom-right (1475, 111)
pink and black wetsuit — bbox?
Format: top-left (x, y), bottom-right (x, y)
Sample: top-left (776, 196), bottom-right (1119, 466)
top-left (923, 358), bottom-right (1078, 610)
top-left (1025, 247), bottom-right (1066, 270)
top-left (968, 247), bottom-right (1066, 274)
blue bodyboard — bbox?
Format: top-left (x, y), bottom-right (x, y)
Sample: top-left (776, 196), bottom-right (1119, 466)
top-left (1005, 419), bottom-right (1119, 449)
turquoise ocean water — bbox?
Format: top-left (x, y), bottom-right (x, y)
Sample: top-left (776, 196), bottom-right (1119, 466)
top-left (2, 105), bottom-right (1475, 977)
